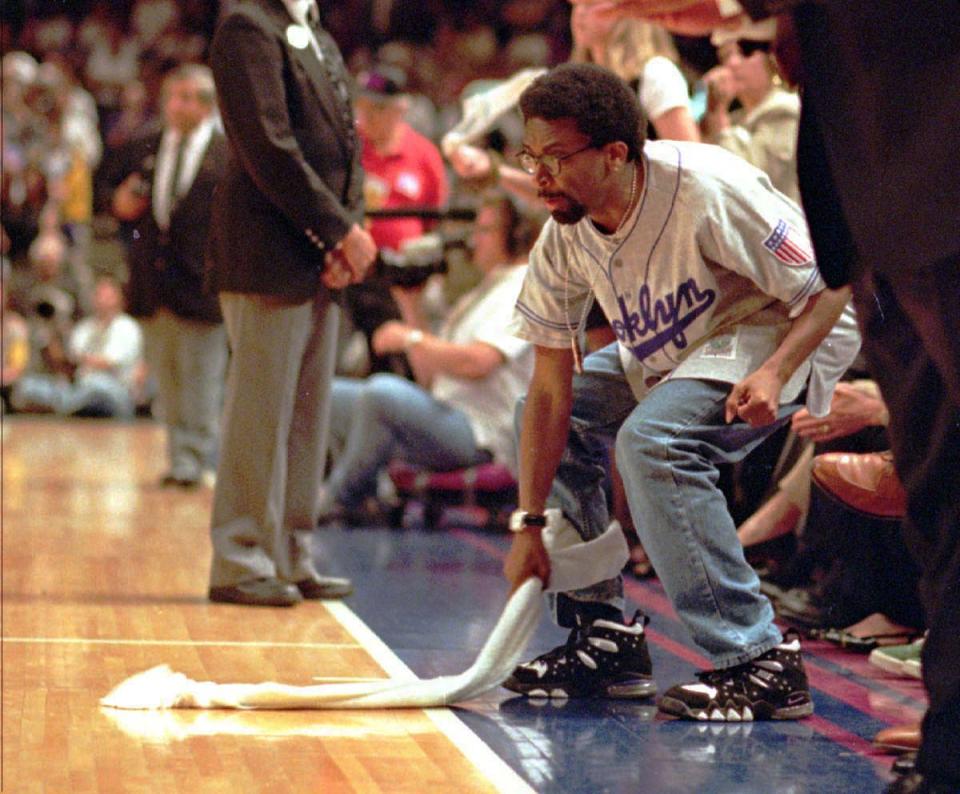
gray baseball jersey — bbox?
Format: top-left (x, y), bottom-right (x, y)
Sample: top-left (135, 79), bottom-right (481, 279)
top-left (512, 140), bottom-right (860, 414)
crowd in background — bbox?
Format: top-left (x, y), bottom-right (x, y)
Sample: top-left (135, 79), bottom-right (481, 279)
top-left (0, 0), bottom-right (921, 662)
top-left (0, 1), bottom-right (558, 410)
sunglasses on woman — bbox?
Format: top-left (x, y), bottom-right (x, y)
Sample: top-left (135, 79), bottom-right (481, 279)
top-left (736, 40), bottom-right (772, 57)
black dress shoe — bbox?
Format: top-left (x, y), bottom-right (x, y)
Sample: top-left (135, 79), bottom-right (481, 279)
top-left (209, 577), bottom-right (303, 607)
top-left (885, 771), bottom-right (960, 793)
top-left (295, 576), bottom-right (353, 599)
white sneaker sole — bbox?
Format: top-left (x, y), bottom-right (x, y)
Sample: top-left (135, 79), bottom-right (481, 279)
top-left (658, 696), bottom-right (814, 721)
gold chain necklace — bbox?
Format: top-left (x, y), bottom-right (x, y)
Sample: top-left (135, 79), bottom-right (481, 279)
top-left (613, 162), bottom-right (639, 237)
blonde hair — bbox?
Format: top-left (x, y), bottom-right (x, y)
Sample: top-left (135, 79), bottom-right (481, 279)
top-left (571, 19), bottom-right (679, 83)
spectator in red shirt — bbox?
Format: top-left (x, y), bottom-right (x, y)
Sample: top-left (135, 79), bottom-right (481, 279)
top-left (345, 64), bottom-right (450, 376)
top-left (356, 63), bottom-right (449, 251)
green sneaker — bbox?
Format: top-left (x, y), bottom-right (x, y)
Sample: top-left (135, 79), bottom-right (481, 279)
top-left (868, 637), bottom-right (924, 677)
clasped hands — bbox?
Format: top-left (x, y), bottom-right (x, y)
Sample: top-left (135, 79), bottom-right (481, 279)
top-left (321, 223), bottom-right (377, 289)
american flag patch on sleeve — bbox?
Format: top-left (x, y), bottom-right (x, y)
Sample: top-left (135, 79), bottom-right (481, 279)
top-left (763, 220), bottom-right (813, 266)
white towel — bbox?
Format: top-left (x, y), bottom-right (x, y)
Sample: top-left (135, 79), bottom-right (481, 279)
top-left (100, 511), bottom-right (628, 711)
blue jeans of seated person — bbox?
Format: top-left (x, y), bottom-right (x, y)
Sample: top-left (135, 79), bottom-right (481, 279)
top-left (324, 374), bottom-right (490, 511)
top-left (12, 371), bottom-right (135, 419)
top-left (534, 342), bottom-right (795, 669)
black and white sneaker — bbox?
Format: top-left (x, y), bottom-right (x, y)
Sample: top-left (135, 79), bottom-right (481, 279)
top-left (658, 632), bottom-right (813, 721)
top-left (503, 611), bottom-right (657, 699)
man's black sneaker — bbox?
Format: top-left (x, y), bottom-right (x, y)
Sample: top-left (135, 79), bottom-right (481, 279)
top-left (502, 610), bottom-right (657, 699)
top-left (658, 632), bottom-right (814, 721)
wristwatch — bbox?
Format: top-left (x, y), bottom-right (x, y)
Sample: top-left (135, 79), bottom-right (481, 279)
top-left (509, 509), bottom-right (547, 533)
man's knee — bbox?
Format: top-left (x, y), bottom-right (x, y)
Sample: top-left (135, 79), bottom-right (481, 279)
top-left (363, 372), bottom-right (404, 401)
top-left (615, 415), bottom-right (669, 474)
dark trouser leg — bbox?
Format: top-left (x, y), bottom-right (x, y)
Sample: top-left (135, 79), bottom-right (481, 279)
top-left (852, 259), bottom-right (960, 784)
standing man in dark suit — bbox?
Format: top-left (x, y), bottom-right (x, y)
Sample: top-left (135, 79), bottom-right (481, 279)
top-left (742, 7), bottom-right (960, 793)
top-left (568, 2), bottom-right (960, 791)
top-left (777, 10), bottom-right (958, 794)
top-left (112, 64), bottom-right (229, 488)
top-left (206, 0), bottom-right (377, 608)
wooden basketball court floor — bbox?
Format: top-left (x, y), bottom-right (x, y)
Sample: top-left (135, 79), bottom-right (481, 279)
top-left (1, 417), bottom-right (923, 793)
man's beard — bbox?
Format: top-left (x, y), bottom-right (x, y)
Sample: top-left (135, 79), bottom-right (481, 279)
top-left (540, 192), bottom-right (587, 225)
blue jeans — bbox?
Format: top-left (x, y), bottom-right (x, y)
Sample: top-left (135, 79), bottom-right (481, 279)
top-left (325, 374), bottom-right (490, 509)
top-left (12, 372), bottom-right (135, 419)
top-left (540, 343), bottom-right (794, 668)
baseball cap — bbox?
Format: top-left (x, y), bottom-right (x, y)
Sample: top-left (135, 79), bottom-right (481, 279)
top-left (356, 64), bottom-right (407, 99)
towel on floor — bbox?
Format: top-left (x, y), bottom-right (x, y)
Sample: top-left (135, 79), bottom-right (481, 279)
top-left (101, 510), bottom-right (628, 710)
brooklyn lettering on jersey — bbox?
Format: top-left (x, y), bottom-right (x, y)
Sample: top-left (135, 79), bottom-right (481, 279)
top-left (611, 279), bottom-right (716, 361)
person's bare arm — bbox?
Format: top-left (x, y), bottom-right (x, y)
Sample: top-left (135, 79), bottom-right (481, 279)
top-left (503, 345), bottom-right (576, 592)
top-left (570, 0), bottom-right (744, 36)
top-left (372, 321), bottom-right (504, 388)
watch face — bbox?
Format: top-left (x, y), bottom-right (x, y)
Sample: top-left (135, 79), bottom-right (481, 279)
top-left (510, 511), bottom-right (545, 532)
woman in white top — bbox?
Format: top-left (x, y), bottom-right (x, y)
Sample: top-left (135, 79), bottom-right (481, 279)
top-left (569, 8), bottom-right (700, 142)
top-left (701, 18), bottom-right (801, 203)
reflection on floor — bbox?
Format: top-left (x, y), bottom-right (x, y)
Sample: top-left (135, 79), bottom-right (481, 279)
top-left (318, 524), bottom-right (918, 794)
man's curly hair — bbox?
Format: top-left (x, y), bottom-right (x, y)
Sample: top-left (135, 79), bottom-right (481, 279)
top-left (519, 63), bottom-right (646, 162)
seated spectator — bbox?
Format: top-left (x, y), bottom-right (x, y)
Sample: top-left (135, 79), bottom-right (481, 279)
top-left (2, 52), bottom-right (50, 265)
top-left (570, 7), bottom-right (699, 142)
top-left (130, 0), bottom-right (180, 51)
top-left (736, 373), bottom-right (925, 650)
top-left (449, 9), bottom-right (698, 204)
top-left (11, 275), bottom-right (143, 418)
top-left (701, 18), bottom-right (801, 203)
top-left (1, 260), bottom-right (30, 413)
top-left (318, 193), bottom-right (540, 523)
top-left (7, 232), bottom-right (75, 400)
top-left (103, 79), bottom-right (154, 153)
top-left (33, 58), bottom-right (102, 172)
top-left (345, 62), bottom-right (450, 377)
top-left (15, 229), bottom-right (76, 322)
top-left (771, 450), bottom-right (924, 651)
top-left (738, 377), bottom-right (890, 552)
top-left (83, 14), bottom-right (141, 134)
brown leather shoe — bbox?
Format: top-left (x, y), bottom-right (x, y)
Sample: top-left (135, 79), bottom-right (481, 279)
top-left (874, 721), bottom-right (922, 753)
top-left (811, 451), bottom-right (907, 518)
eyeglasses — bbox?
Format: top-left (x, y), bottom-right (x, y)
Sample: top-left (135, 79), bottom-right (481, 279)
top-left (517, 144), bottom-right (594, 176)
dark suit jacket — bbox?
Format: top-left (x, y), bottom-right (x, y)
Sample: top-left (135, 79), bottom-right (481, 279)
top-left (205, 0), bottom-right (364, 302)
top-left (742, 0), bottom-right (960, 286)
top-left (118, 126), bottom-right (228, 323)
